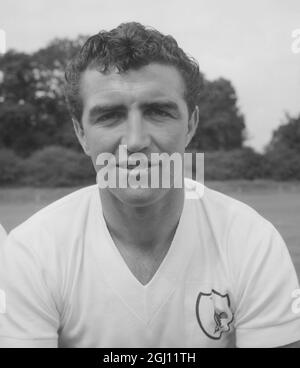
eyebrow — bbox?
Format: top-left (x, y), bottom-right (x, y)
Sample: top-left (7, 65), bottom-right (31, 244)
top-left (88, 100), bottom-right (180, 120)
top-left (88, 104), bottom-right (126, 120)
top-left (143, 101), bottom-right (180, 113)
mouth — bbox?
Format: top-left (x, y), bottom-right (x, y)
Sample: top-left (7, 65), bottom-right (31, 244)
top-left (118, 161), bottom-right (155, 170)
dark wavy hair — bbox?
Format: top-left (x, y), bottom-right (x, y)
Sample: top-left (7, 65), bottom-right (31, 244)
top-left (64, 22), bottom-right (203, 123)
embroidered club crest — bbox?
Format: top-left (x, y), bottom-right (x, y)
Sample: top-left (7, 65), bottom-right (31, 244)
top-left (196, 289), bottom-right (234, 340)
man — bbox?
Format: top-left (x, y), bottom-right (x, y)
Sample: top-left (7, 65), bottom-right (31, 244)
top-left (0, 22), bottom-right (300, 348)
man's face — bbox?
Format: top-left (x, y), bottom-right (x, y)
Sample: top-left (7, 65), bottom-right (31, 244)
top-left (75, 63), bottom-right (198, 206)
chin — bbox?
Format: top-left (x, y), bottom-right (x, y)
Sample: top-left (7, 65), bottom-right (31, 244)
top-left (109, 186), bottom-right (169, 208)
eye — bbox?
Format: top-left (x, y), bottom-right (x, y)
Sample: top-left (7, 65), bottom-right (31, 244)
top-left (97, 111), bottom-right (124, 123)
top-left (146, 108), bottom-right (171, 118)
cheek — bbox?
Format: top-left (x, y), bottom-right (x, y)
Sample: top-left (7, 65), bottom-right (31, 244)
top-left (156, 126), bottom-right (186, 152)
top-left (85, 128), bottom-right (118, 155)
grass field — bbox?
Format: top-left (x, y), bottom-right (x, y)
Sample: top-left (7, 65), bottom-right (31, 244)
top-left (0, 181), bottom-right (299, 279)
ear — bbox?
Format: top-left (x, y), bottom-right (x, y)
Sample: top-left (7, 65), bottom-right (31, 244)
top-left (72, 118), bottom-right (91, 156)
top-left (185, 106), bottom-right (199, 148)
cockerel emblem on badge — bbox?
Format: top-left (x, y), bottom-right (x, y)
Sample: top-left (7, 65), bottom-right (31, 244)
top-left (196, 289), bottom-right (234, 340)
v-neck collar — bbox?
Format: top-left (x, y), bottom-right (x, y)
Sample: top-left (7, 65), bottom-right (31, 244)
top-left (90, 185), bottom-right (197, 325)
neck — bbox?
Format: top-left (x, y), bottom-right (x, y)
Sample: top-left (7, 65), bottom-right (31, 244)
top-left (99, 188), bottom-right (185, 253)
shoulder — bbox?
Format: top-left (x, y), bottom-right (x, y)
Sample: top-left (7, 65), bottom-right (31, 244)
top-left (185, 178), bottom-right (273, 244)
top-left (184, 178), bottom-right (288, 283)
top-left (5, 185), bottom-right (100, 290)
top-left (10, 185), bottom-right (99, 250)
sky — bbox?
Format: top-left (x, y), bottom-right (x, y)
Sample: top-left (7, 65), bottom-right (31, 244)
top-left (0, 0), bottom-right (300, 152)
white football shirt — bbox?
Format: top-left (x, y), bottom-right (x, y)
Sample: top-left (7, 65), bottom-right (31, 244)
top-left (0, 178), bottom-right (299, 348)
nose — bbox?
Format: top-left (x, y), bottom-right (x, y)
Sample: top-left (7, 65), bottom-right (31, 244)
top-left (122, 110), bottom-right (151, 153)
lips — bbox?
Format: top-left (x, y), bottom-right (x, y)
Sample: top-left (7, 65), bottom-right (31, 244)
top-left (127, 164), bottom-right (140, 170)
top-left (118, 161), bottom-right (155, 170)
top-left (127, 162), bottom-right (152, 170)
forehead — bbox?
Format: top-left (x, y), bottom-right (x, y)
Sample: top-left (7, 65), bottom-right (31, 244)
top-left (79, 63), bottom-right (186, 109)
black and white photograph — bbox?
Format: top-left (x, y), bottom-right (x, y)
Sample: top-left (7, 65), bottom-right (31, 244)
top-left (0, 0), bottom-right (300, 351)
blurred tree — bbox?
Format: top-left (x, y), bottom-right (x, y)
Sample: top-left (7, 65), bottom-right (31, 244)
top-left (188, 78), bottom-right (246, 151)
top-left (0, 37), bottom-right (88, 155)
top-left (0, 149), bottom-right (24, 185)
top-left (203, 147), bottom-right (264, 180)
top-left (0, 102), bottom-right (37, 156)
top-left (262, 113), bottom-right (300, 180)
top-left (266, 113), bottom-right (300, 153)
top-left (33, 35), bottom-right (88, 68)
top-left (0, 51), bottom-right (37, 102)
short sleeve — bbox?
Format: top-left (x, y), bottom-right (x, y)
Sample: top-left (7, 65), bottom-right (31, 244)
top-left (229, 218), bottom-right (300, 348)
top-left (0, 233), bottom-right (59, 348)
